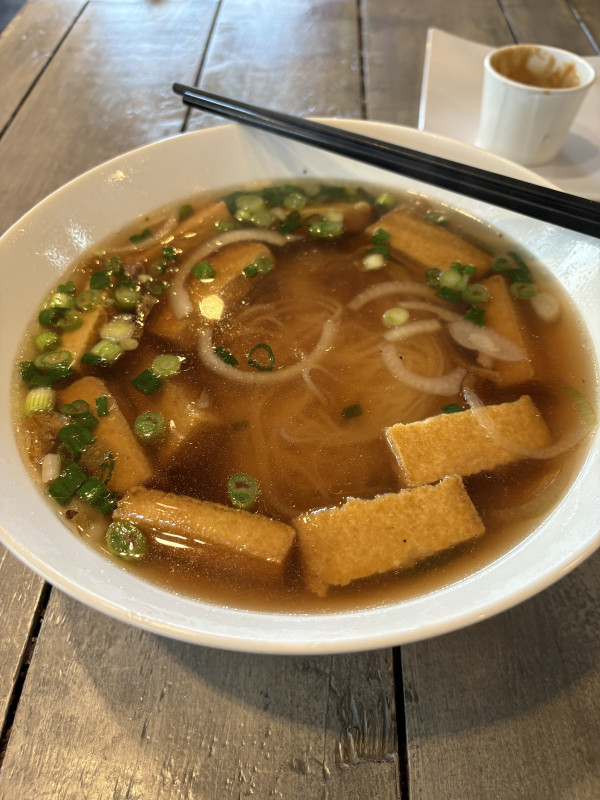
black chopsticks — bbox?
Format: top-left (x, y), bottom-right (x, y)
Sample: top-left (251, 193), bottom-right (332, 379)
top-left (173, 83), bottom-right (600, 238)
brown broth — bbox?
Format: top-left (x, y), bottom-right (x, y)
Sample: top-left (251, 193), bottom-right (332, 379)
top-left (13, 183), bottom-right (597, 612)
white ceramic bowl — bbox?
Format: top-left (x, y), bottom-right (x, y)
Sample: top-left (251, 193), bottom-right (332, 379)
top-left (0, 121), bottom-right (598, 654)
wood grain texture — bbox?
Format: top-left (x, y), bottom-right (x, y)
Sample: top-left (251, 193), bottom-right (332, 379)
top-left (0, 549), bottom-right (45, 735)
top-left (570, 0), bottom-right (600, 48)
top-left (0, 0), bottom-right (219, 235)
top-left (403, 548), bottom-right (600, 800)
top-left (0, 0), bottom-right (83, 136)
top-left (0, 590), bottom-right (399, 799)
top-left (361, 0), bottom-right (514, 126)
top-left (499, 0), bottom-right (598, 52)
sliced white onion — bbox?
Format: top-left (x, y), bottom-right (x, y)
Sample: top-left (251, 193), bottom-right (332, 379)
top-left (381, 342), bottom-right (466, 395)
top-left (168, 228), bottom-right (297, 319)
top-left (397, 300), bottom-right (461, 322)
top-left (448, 318), bottom-right (526, 362)
top-left (348, 280), bottom-right (434, 311)
top-left (384, 318), bottom-right (441, 342)
top-left (41, 453), bottom-right (62, 483)
top-left (110, 213), bottom-right (178, 255)
top-left (198, 319), bottom-right (338, 384)
top-left (463, 386), bottom-right (591, 460)
top-left (531, 291), bottom-right (560, 323)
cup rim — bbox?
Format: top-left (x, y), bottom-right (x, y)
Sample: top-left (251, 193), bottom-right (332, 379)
top-left (484, 43), bottom-right (596, 93)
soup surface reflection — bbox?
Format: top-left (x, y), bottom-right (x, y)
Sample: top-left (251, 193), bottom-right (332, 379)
top-left (13, 182), bottom-right (597, 611)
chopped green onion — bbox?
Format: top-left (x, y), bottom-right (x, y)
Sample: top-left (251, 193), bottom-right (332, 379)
top-left (382, 307), bottom-right (409, 327)
top-left (89, 270), bottom-right (112, 290)
top-left (178, 204), bottom-right (194, 222)
top-left (215, 220), bottom-right (236, 232)
top-left (75, 289), bottom-right (102, 311)
top-left (247, 343), bottom-right (275, 372)
top-left (510, 281), bottom-right (537, 299)
top-left (461, 284), bottom-right (490, 304)
top-left (492, 256), bottom-right (511, 273)
top-left (105, 521), bottom-right (146, 561)
top-left (436, 286), bottom-right (462, 304)
top-left (464, 306), bottom-right (486, 326)
top-left (161, 246), bottom-right (178, 261)
top-left (106, 256), bottom-right (124, 274)
top-left (191, 261), bottom-right (216, 281)
top-left (426, 268), bottom-right (441, 288)
top-left (95, 395), bottom-right (109, 417)
top-left (283, 191), bottom-right (307, 211)
top-left (25, 387), bottom-right (55, 414)
top-left (441, 403), bottom-right (463, 414)
top-left (214, 347), bottom-right (238, 366)
top-left (151, 354), bottom-right (184, 378)
top-left (48, 462), bottom-right (87, 505)
top-left (34, 350), bottom-right (73, 371)
top-left (57, 281), bottom-right (76, 294)
top-left (342, 402), bottom-right (363, 419)
top-left (45, 290), bottom-right (75, 310)
top-left (132, 368), bottom-right (162, 396)
top-left (129, 228), bottom-right (152, 244)
top-left (38, 308), bottom-right (63, 327)
top-left (243, 256), bottom-right (273, 278)
top-left (57, 422), bottom-right (96, 459)
top-left (362, 252), bottom-right (386, 270)
top-left (146, 279), bottom-right (167, 297)
top-left (99, 315), bottom-right (136, 342)
top-left (426, 210), bottom-right (449, 226)
top-left (34, 331), bottom-right (61, 353)
top-left (506, 251), bottom-right (532, 282)
top-left (99, 451), bottom-right (115, 484)
top-left (439, 268), bottom-right (467, 290)
top-left (375, 192), bottom-right (395, 207)
top-left (55, 309), bottom-right (83, 331)
top-left (77, 477), bottom-right (118, 515)
top-left (134, 411), bottom-right (166, 444)
top-left (562, 384), bottom-right (597, 427)
top-left (227, 473), bottom-right (259, 510)
top-left (235, 194), bottom-right (265, 212)
top-left (309, 218), bottom-right (343, 238)
top-left (371, 228), bottom-right (391, 246)
top-left (60, 399), bottom-right (90, 417)
top-left (114, 284), bottom-right (141, 310)
top-left (82, 339), bottom-right (124, 366)
top-left (20, 360), bottom-right (72, 387)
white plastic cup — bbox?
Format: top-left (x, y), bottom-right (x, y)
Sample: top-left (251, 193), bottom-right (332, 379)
top-left (476, 44), bottom-right (596, 166)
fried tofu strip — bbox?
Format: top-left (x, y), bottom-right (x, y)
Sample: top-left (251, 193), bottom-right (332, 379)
top-left (293, 475), bottom-right (484, 596)
top-left (130, 377), bottom-right (223, 467)
top-left (59, 376), bottom-right (152, 492)
top-left (60, 305), bottom-right (109, 365)
top-left (386, 395), bottom-right (552, 487)
top-left (147, 242), bottom-right (275, 347)
top-left (299, 200), bottom-right (373, 233)
top-left (114, 487), bottom-right (296, 584)
top-left (368, 207), bottom-right (492, 279)
top-left (480, 274), bottom-right (535, 385)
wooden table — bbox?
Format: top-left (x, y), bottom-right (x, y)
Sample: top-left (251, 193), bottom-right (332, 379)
top-left (0, 1), bottom-right (598, 797)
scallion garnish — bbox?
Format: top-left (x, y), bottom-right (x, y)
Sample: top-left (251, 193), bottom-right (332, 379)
top-left (57, 422), bottom-right (96, 460)
top-left (214, 347), bottom-right (238, 367)
top-left (129, 228), bottom-right (152, 244)
top-left (89, 270), bottom-right (112, 290)
top-left (114, 284), bottom-right (141, 310)
top-left (247, 343), bottom-right (275, 372)
top-left (178, 204), bottom-right (194, 222)
top-left (426, 210), bottom-right (449, 226)
top-left (75, 289), bottom-right (102, 311)
top-left (105, 521), bottom-right (146, 561)
top-left (151, 354), bottom-right (184, 378)
top-left (161, 246), bottom-right (178, 261)
top-left (191, 261), bottom-right (216, 281)
top-left (243, 256), bottom-right (273, 278)
top-left (441, 403), bottom-right (463, 414)
top-left (426, 268), bottom-right (441, 288)
top-left (24, 387), bottom-right (55, 414)
top-left (45, 290), bottom-right (75, 310)
top-left (34, 331), bottom-right (60, 353)
top-left (464, 306), bottom-right (486, 326)
top-left (227, 473), bottom-right (259, 510)
top-left (81, 339), bottom-right (124, 366)
top-left (134, 411), bottom-right (166, 444)
top-left (461, 284), bottom-right (490, 304)
top-left (439, 268), bottom-right (467, 290)
top-left (342, 402), bottom-right (363, 419)
top-left (57, 281), bottom-right (76, 294)
top-left (20, 360), bottom-right (73, 387)
top-left (309, 217), bottom-right (343, 238)
top-left (59, 399), bottom-right (90, 417)
top-left (362, 251), bottom-right (386, 270)
top-left (382, 307), bottom-right (409, 327)
top-left (99, 315), bottom-right (136, 343)
top-left (77, 477), bottom-right (118, 515)
top-left (48, 462), bottom-right (87, 505)
top-left (510, 281), bottom-right (537, 300)
top-left (370, 228), bottom-right (391, 246)
top-left (375, 192), bottom-right (395, 207)
top-left (146, 280), bottom-right (167, 297)
top-left (131, 368), bottom-right (162, 396)
top-left (95, 395), bottom-right (109, 417)
top-left (34, 350), bottom-right (73, 371)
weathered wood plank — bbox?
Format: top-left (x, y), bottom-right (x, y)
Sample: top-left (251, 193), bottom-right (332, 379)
top-left (186, 0), bottom-right (362, 129)
top-left (0, 0), bottom-right (219, 235)
top-left (0, 548), bottom-right (45, 738)
top-left (499, 0), bottom-right (597, 53)
top-left (403, 548), bottom-right (600, 800)
top-left (362, 0), bottom-right (514, 126)
top-left (0, 0), bottom-right (84, 135)
top-left (0, 590), bottom-right (400, 799)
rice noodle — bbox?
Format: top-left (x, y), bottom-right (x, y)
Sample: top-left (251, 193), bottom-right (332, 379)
top-left (197, 319), bottom-right (338, 384)
top-left (384, 318), bottom-right (442, 342)
top-left (381, 342), bottom-right (466, 395)
top-left (463, 387), bottom-right (592, 459)
top-left (396, 300), bottom-right (461, 322)
top-left (449, 318), bottom-right (526, 362)
top-left (110, 213), bottom-right (178, 255)
top-left (169, 228), bottom-right (298, 319)
top-left (347, 280), bottom-right (434, 310)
